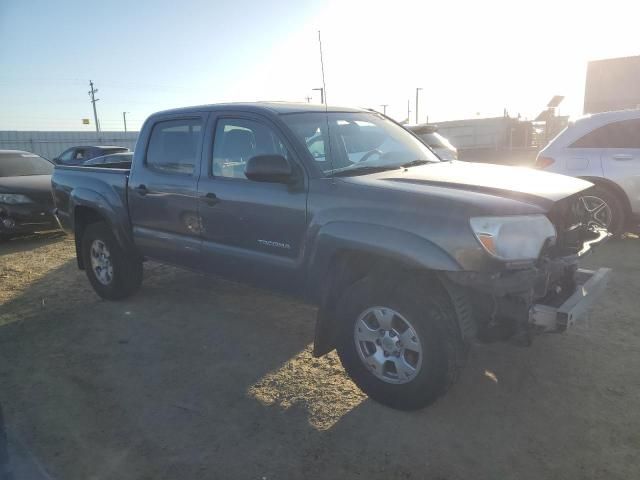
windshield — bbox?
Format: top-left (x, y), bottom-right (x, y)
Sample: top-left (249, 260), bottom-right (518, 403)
top-left (0, 152), bottom-right (54, 176)
top-left (282, 112), bottom-right (440, 175)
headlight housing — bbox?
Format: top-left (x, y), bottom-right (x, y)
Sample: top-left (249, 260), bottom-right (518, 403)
top-left (0, 193), bottom-right (34, 205)
top-left (470, 215), bottom-right (556, 261)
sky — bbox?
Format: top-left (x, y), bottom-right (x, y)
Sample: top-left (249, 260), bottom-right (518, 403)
top-left (0, 0), bottom-right (639, 131)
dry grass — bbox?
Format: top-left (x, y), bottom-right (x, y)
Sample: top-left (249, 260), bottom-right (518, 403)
top-left (249, 345), bottom-right (366, 430)
top-left (0, 234), bottom-right (76, 325)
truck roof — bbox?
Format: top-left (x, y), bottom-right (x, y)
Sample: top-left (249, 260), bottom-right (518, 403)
top-left (153, 102), bottom-right (368, 117)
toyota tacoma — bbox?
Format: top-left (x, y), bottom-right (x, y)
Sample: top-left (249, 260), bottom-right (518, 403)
top-left (52, 103), bottom-right (610, 410)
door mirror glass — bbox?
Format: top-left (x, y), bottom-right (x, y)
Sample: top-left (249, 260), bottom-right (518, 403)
top-left (244, 154), bottom-right (293, 183)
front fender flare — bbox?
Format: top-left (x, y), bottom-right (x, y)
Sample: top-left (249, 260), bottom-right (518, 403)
top-left (306, 222), bottom-right (463, 357)
top-left (306, 221), bottom-right (462, 302)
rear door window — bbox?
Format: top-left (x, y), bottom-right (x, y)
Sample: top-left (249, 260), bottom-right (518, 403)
top-left (571, 119), bottom-right (640, 148)
top-left (146, 118), bottom-right (203, 175)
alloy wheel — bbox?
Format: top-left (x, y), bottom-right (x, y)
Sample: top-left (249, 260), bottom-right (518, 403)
top-left (90, 239), bottom-right (114, 285)
top-left (353, 306), bottom-right (423, 384)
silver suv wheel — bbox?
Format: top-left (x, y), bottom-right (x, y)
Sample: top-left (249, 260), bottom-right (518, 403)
top-left (578, 195), bottom-right (612, 229)
top-left (353, 306), bottom-right (423, 384)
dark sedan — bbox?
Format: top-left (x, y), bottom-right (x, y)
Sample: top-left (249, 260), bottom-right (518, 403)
top-left (52, 145), bottom-right (130, 166)
top-left (0, 150), bottom-right (59, 240)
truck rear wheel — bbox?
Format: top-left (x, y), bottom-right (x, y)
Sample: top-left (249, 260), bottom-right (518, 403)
top-left (81, 222), bottom-right (142, 300)
top-left (336, 274), bottom-right (465, 410)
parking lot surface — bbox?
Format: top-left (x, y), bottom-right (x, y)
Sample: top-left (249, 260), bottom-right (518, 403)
top-left (1, 234), bottom-right (639, 479)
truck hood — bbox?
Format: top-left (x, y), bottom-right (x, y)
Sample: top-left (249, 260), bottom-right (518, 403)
top-left (343, 161), bottom-right (592, 207)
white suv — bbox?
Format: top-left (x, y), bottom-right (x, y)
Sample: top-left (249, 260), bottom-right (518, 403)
top-left (536, 109), bottom-right (640, 234)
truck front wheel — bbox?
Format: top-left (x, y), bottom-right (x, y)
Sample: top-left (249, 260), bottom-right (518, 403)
top-left (81, 222), bottom-right (142, 300)
top-left (336, 274), bottom-right (465, 410)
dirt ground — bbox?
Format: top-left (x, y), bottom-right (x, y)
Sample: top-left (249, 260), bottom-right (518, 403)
top-left (0, 233), bottom-right (639, 480)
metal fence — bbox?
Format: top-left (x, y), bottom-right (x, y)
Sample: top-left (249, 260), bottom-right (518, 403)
top-left (0, 131), bottom-right (139, 160)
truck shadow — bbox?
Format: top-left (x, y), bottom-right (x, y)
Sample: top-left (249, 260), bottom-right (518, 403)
top-left (0, 230), bottom-right (65, 257)
top-left (0, 238), bottom-right (638, 479)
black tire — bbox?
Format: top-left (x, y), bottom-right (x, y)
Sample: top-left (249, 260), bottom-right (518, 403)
top-left (336, 273), bottom-right (466, 410)
top-left (81, 222), bottom-right (142, 300)
top-left (583, 184), bottom-right (626, 236)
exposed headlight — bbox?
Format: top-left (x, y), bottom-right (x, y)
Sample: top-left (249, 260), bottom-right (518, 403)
top-left (0, 193), bottom-right (34, 205)
top-left (470, 215), bottom-right (556, 261)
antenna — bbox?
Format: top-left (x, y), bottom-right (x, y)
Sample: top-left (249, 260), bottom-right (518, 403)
top-left (318, 30), bottom-right (333, 175)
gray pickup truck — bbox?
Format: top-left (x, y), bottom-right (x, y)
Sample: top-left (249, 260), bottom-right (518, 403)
top-left (52, 103), bottom-right (610, 410)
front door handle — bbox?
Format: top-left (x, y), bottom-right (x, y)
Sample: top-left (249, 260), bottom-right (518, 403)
top-left (202, 192), bottom-right (219, 206)
top-left (613, 154), bottom-right (633, 161)
top-left (134, 184), bottom-right (148, 195)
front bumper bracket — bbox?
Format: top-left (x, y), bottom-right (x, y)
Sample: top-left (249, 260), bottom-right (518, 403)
top-left (530, 267), bottom-right (611, 332)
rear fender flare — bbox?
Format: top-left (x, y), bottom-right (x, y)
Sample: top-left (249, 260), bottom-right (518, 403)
top-left (69, 188), bottom-right (136, 267)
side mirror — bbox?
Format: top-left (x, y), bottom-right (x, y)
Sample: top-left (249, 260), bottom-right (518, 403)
top-left (52, 157), bottom-right (60, 164)
top-left (244, 154), bottom-right (294, 184)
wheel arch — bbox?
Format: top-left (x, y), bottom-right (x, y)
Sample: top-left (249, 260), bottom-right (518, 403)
top-left (70, 189), bottom-right (136, 269)
top-left (579, 176), bottom-right (632, 219)
top-left (308, 224), bottom-right (466, 357)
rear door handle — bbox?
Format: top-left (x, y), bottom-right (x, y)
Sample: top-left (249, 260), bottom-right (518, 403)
top-left (202, 192), bottom-right (219, 206)
top-left (613, 154), bottom-right (633, 160)
top-left (134, 184), bottom-right (148, 195)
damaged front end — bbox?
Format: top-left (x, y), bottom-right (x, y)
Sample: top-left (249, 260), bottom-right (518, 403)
top-left (445, 192), bottom-right (611, 345)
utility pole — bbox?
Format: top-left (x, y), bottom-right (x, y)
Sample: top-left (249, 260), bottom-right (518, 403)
top-left (380, 104), bottom-right (388, 115)
top-left (415, 87), bottom-right (423, 124)
top-left (312, 87), bottom-right (324, 104)
top-left (88, 80), bottom-right (100, 132)
top-left (305, 96), bottom-right (312, 103)
top-left (407, 99), bottom-right (411, 123)
top-left (122, 112), bottom-right (128, 133)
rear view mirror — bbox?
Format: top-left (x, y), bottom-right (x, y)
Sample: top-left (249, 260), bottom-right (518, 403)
top-left (244, 155), bottom-right (294, 184)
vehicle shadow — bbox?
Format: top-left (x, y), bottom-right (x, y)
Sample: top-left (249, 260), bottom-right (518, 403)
top-left (0, 231), bottom-right (65, 257)
top-left (0, 239), bottom-right (638, 480)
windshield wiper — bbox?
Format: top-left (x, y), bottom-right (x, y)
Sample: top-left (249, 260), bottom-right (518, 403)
top-left (329, 165), bottom-right (399, 177)
top-left (400, 159), bottom-right (433, 168)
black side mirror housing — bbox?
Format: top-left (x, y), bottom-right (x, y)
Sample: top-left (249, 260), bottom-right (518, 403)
top-left (244, 154), bottom-right (294, 184)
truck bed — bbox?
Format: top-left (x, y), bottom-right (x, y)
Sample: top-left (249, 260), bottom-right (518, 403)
top-left (51, 165), bottom-right (130, 233)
